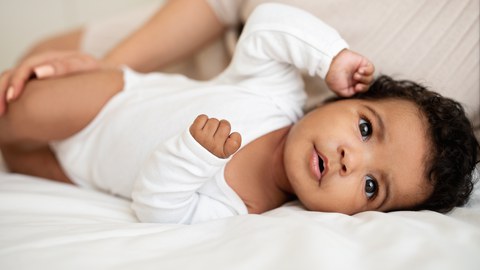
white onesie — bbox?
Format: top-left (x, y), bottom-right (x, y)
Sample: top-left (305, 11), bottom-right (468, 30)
top-left (51, 3), bottom-right (348, 224)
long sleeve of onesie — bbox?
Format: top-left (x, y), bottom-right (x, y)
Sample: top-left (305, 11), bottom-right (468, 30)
top-left (218, 3), bottom-right (348, 87)
top-left (131, 3), bottom-right (349, 224)
top-left (216, 2), bottom-right (349, 121)
top-left (131, 129), bottom-right (237, 224)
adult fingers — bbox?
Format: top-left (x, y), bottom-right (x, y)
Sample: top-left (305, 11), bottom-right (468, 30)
top-left (7, 51), bottom-right (75, 102)
top-left (8, 51), bottom-right (101, 101)
top-left (0, 69), bottom-right (12, 116)
top-left (43, 53), bottom-right (101, 78)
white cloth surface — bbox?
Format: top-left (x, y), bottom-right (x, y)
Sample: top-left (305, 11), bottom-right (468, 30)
top-left (0, 169), bottom-right (479, 270)
top-left (53, 3), bottom-right (348, 224)
top-left (206, 0), bottom-right (244, 27)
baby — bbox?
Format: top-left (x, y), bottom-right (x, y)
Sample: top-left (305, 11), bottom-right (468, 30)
top-left (0, 3), bottom-right (478, 224)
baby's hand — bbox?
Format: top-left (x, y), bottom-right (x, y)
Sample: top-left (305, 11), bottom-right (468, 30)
top-left (325, 49), bottom-right (375, 97)
top-left (189, 115), bottom-right (242, 159)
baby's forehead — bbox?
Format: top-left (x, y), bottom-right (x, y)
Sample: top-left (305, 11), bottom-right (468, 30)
top-left (361, 99), bottom-right (433, 211)
top-left (364, 98), bottom-right (427, 123)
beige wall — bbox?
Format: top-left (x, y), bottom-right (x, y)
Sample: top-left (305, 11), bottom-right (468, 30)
top-left (0, 0), bottom-right (158, 70)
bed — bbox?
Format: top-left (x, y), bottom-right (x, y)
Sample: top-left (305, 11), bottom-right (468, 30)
top-left (1, 166), bottom-right (479, 270)
top-left (1, 0), bottom-right (479, 269)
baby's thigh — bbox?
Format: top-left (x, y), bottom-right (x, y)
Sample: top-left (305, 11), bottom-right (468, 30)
top-left (0, 69), bottom-right (124, 144)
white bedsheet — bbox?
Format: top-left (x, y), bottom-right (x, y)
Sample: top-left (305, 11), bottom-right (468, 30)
top-left (1, 168), bottom-right (479, 270)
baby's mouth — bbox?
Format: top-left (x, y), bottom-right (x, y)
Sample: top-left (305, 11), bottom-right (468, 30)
top-left (318, 154), bottom-right (325, 173)
top-left (311, 147), bottom-right (327, 182)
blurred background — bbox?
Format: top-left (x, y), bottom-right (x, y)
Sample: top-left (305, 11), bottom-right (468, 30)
top-left (0, 0), bottom-right (157, 71)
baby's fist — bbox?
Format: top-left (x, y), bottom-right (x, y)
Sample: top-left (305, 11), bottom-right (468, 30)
top-left (325, 49), bottom-right (375, 97)
top-left (190, 114), bottom-right (242, 159)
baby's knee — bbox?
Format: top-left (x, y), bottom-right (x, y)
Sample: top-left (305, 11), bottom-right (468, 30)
top-left (1, 69), bottom-right (123, 145)
top-left (0, 80), bottom-right (46, 144)
top-left (0, 69), bottom-right (123, 145)
top-left (0, 75), bottom-right (77, 144)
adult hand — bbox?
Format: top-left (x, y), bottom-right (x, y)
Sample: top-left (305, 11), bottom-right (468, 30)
top-left (189, 114), bottom-right (242, 159)
top-left (0, 51), bottom-right (103, 116)
top-left (325, 49), bottom-right (375, 97)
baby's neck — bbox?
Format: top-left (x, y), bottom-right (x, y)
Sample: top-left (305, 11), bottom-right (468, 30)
top-left (224, 126), bottom-right (294, 214)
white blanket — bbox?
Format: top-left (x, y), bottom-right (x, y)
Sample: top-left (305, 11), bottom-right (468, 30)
top-left (1, 168), bottom-right (479, 270)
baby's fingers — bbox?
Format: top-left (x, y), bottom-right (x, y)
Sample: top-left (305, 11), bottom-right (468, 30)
top-left (354, 61), bottom-right (375, 93)
top-left (354, 83), bottom-right (370, 93)
top-left (224, 132), bottom-right (242, 157)
top-left (215, 120), bottom-right (241, 158)
top-left (359, 59), bottom-right (375, 75)
top-left (190, 114), bottom-right (222, 152)
top-left (214, 120), bottom-right (232, 141)
top-left (190, 114), bottom-right (209, 138)
top-left (211, 119), bottom-right (238, 158)
top-left (354, 71), bottom-right (374, 85)
top-left (189, 115), bottom-right (241, 159)
top-left (7, 67), bottom-right (32, 103)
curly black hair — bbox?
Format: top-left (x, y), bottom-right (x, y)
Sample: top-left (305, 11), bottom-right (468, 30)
top-left (352, 75), bottom-right (479, 213)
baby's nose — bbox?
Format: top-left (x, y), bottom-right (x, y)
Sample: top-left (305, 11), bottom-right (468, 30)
top-left (338, 145), bottom-right (368, 176)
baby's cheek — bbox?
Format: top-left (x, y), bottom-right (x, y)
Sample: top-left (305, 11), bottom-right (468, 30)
top-left (319, 178), bottom-right (365, 214)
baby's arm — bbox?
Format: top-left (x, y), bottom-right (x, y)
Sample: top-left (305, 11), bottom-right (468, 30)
top-left (132, 120), bottom-right (243, 224)
top-left (218, 3), bottom-right (374, 97)
top-left (189, 114), bottom-right (242, 159)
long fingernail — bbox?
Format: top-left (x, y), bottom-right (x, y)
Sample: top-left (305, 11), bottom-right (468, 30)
top-left (34, 65), bottom-right (55, 78)
top-left (6, 86), bottom-right (14, 102)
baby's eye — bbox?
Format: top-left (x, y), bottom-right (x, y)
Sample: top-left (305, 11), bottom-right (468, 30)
top-left (365, 175), bottom-right (378, 199)
top-left (359, 118), bottom-right (372, 141)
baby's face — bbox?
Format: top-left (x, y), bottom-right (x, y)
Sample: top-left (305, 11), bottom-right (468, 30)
top-left (283, 98), bottom-right (433, 214)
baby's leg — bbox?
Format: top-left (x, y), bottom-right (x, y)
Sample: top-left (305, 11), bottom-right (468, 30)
top-left (1, 144), bottom-right (72, 184)
top-left (0, 69), bottom-right (123, 182)
top-left (0, 69), bottom-right (123, 143)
